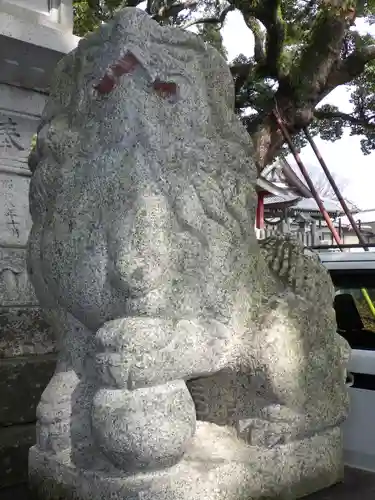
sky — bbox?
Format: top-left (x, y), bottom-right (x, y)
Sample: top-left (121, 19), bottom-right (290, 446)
top-left (221, 11), bottom-right (375, 211)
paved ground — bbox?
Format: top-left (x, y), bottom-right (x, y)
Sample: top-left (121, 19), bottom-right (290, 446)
top-left (304, 467), bottom-right (375, 500)
top-left (0, 483), bottom-right (28, 500)
top-left (1, 467), bottom-right (374, 499)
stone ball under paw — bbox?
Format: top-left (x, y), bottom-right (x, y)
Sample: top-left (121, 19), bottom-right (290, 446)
top-left (91, 380), bottom-right (196, 472)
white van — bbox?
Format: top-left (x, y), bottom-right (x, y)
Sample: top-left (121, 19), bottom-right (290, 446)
top-left (318, 248), bottom-right (375, 472)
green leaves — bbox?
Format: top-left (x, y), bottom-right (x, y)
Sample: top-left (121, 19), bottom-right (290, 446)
top-left (348, 60), bottom-right (375, 153)
top-left (73, 0), bottom-right (137, 36)
top-left (73, 0), bottom-right (101, 36)
top-left (197, 23), bottom-right (228, 57)
top-left (312, 104), bottom-right (346, 142)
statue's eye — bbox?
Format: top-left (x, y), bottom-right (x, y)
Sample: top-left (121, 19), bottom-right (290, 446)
top-left (152, 79), bottom-right (178, 101)
top-left (94, 72), bottom-right (116, 95)
top-left (93, 52), bottom-right (140, 95)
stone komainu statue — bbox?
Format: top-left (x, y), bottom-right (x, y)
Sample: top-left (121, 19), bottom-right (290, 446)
top-left (27, 8), bottom-right (350, 500)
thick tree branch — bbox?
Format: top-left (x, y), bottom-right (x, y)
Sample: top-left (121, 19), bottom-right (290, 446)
top-left (152, 1), bottom-right (197, 21)
top-left (126, 0), bottom-right (147, 6)
top-left (326, 45), bottom-right (375, 90)
top-left (183, 4), bottom-right (234, 29)
top-left (233, 0), bottom-right (285, 78)
top-left (262, 0), bottom-right (285, 78)
top-left (290, 4), bottom-right (355, 99)
top-left (246, 17), bottom-right (265, 64)
top-left (314, 109), bottom-right (375, 131)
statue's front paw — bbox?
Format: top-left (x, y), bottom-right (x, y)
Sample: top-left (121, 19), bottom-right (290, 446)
top-left (94, 317), bottom-right (233, 389)
top-left (94, 317), bottom-right (175, 389)
top-left (129, 319), bottom-right (235, 387)
top-left (126, 318), bottom-right (233, 389)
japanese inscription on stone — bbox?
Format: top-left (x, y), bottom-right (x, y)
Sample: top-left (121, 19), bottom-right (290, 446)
top-left (0, 116), bottom-right (25, 151)
top-left (0, 111), bottom-right (39, 170)
top-left (0, 174), bottom-right (32, 246)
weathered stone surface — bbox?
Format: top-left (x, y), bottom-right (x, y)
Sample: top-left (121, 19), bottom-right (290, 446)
top-left (29, 423), bottom-right (344, 500)
top-left (0, 248), bottom-right (37, 305)
top-left (0, 423), bottom-right (35, 488)
top-left (27, 7), bottom-right (349, 500)
top-left (0, 173), bottom-right (33, 248)
top-left (0, 354), bottom-right (56, 425)
top-left (0, 307), bottom-right (55, 358)
top-left (0, 106), bottom-right (39, 171)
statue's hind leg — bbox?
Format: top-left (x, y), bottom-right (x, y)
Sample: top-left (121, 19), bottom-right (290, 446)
top-left (34, 308), bottom-right (96, 463)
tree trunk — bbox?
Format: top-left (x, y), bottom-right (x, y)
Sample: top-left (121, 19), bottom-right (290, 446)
top-left (248, 93), bottom-right (315, 173)
top-left (241, 4), bottom-right (360, 172)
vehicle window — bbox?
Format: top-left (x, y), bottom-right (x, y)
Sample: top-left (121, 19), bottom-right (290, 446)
top-left (335, 287), bottom-right (375, 334)
top-left (328, 269), bottom-right (375, 349)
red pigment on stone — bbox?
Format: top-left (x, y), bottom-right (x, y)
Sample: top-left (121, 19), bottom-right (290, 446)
top-left (94, 52), bottom-right (139, 94)
top-left (153, 79), bottom-right (178, 98)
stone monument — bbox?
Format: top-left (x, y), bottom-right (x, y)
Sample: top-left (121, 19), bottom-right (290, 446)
top-left (0, 0), bottom-right (78, 490)
top-left (28, 7), bottom-right (350, 500)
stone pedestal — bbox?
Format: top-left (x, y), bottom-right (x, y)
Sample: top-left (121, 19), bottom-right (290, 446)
top-left (0, 0), bottom-right (78, 490)
top-left (29, 423), bottom-right (344, 500)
